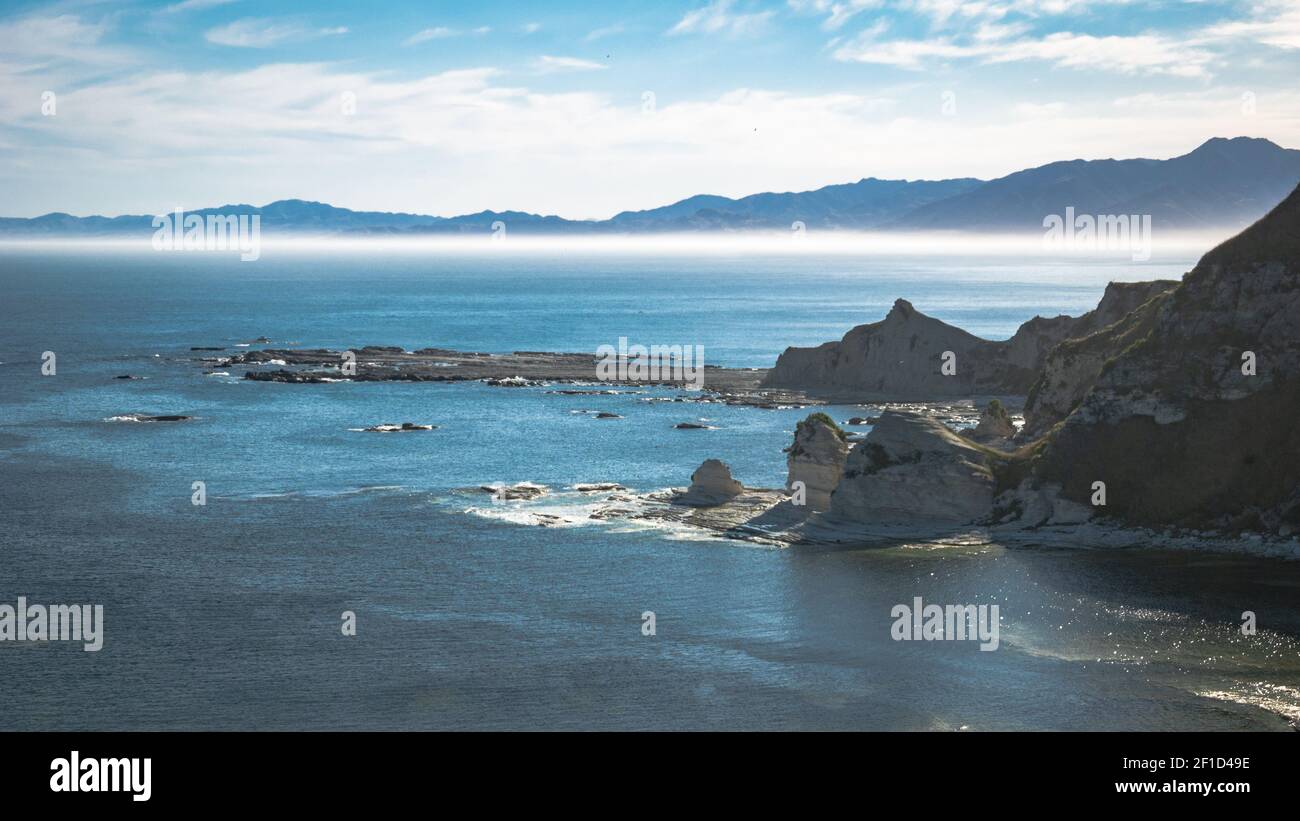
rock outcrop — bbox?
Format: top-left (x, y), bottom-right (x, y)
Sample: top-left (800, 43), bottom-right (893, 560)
top-left (965, 399), bottom-right (1015, 445)
top-left (678, 459), bottom-right (745, 506)
top-left (829, 411), bottom-right (997, 524)
top-left (762, 281), bottom-right (1176, 402)
top-left (784, 413), bottom-right (849, 511)
top-left (1022, 183), bottom-right (1300, 531)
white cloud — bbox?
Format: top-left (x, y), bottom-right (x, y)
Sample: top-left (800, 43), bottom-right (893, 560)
top-left (205, 18), bottom-right (349, 48)
top-left (586, 23), bottom-right (626, 41)
top-left (1199, 0), bottom-right (1300, 49)
top-left (532, 55), bottom-right (608, 73)
top-left (835, 27), bottom-right (1215, 76)
top-left (0, 13), bottom-right (122, 64)
top-left (404, 25), bottom-right (490, 45)
top-left (787, 0), bottom-right (882, 31)
top-left (669, 0), bottom-right (775, 36)
top-left (161, 0), bottom-right (238, 14)
top-left (405, 26), bottom-right (457, 44)
top-left (8, 50), bottom-right (1298, 221)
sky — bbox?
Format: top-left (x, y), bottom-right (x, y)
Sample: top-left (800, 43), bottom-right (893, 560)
top-left (1, 0), bottom-right (1299, 219)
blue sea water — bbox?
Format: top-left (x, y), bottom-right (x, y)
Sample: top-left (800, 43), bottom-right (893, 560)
top-left (3, 245), bottom-right (1300, 730)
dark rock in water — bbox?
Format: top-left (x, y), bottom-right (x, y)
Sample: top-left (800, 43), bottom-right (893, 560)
top-left (190, 346), bottom-right (224, 351)
top-left (574, 483), bottom-right (627, 492)
top-left (114, 374), bottom-right (141, 380)
top-left (479, 482), bottom-right (548, 500)
top-left (111, 413), bottom-right (191, 422)
top-left (252, 336), bottom-right (272, 344)
top-left (244, 369), bottom-right (335, 384)
top-left (362, 422), bottom-right (437, 432)
top-left (594, 412), bottom-right (622, 419)
top-left (674, 422), bottom-right (708, 429)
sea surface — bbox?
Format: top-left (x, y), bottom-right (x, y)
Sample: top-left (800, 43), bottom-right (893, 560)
top-left (3, 244), bottom-right (1300, 730)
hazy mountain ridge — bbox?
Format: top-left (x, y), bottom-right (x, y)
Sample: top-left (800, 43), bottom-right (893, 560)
top-left (2, 137), bottom-right (1295, 236)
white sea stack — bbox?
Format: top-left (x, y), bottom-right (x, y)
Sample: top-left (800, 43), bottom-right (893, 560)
top-left (679, 459), bottom-right (744, 506)
top-left (785, 413), bottom-right (849, 511)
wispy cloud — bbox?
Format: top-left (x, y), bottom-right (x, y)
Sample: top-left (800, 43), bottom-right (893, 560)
top-left (205, 18), bottom-right (348, 48)
top-left (404, 25), bottom-right (491, 45)
top-left (669, 0), bottom-right (774, 36)
top-left (532, 55), bottom-right (607, 73)
top-left (585, 23), bottom-right (626, 41)
top-left (0, 13), bottom-right (128, 66)
top-left (835, 26), bottom-right (1216, 77)
top-left (788, 0), bottom-right (881, 31)
top-left (161, 0), bottom-right (238, 14)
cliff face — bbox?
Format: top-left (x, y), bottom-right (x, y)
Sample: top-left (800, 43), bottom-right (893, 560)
top-left (763, 281), bottom-right (1176, 401)
top-left (1029, 184), bottom-right (1300, 530)
top-left (829, 411), bottom-right (996, 524)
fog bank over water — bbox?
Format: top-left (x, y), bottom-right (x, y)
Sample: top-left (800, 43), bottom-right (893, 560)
top-left (0, 229), bottom-right (1232, 262)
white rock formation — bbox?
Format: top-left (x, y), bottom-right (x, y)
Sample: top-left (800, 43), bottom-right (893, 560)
top-left (829, 411), bottom-right (995, 524)
top-left (785, 413), bottom-right (849, 511)
top-left (678, 459), bottom-right (745, 506)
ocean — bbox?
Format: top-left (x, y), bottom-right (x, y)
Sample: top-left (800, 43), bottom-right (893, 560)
top-left (3, 244), bottom-right (1299, 730)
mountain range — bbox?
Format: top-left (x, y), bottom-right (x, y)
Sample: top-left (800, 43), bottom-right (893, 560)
top-left (3, 137), bottom-right (1296, 237)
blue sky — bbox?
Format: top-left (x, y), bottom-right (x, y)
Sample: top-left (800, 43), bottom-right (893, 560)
top-left (2, 0), bottom-right (1298, 218)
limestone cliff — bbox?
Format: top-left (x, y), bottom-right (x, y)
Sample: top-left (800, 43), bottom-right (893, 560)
top-left (763, 281), bottom-right (1176, 401)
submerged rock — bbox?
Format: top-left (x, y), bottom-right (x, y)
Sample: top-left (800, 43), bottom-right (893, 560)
top-left (785, 412), bottom-right (849, 511)
top-left (362, 422), bottom-right (437, 432)
top-left (677, 459), bottom-right (744, 506)
top-left (108, 413), bottom-right (192, 422)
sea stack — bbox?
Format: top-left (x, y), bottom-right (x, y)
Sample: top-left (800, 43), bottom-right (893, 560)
top-left (679, 459), bottom-right (745, 506)
top-left (785, 412), bottom-right (849, 511)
